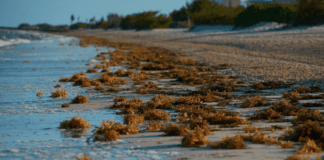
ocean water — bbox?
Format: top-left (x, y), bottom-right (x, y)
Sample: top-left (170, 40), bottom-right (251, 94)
top-left (0, 29), bottom-right (178, 160)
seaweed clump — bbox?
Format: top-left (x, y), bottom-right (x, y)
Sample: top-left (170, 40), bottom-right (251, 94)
top-left (61, 103), bottom-right (70, 108)
top-left (92, 119), bottom-right (139, 141)
top-left (111, 97), bottom-right (142, 109)
top-left (161, 123), bottom-right (190, 136)
top-left (86, 68), bottom-right (97, 73)
top-left (252, 81), bottom-right (292, 90)
top-left (147, 94), bottom-right (174, 109)
top-left (74, 77), bottom-right (92, 87)
top-left (75, 153), bottom-right (94, 160)
top-left (147, 121), bottom-right (162, 131)
top-left (208, 135), bottom-right (246, 149)
top-left (71, 94), bottom-right (89, 104)
top-left (240, 132), bottom-right (292, 148)
top-left (297, 139), bottom-right (321, 154)
top-left (51, 89), bottom-right (69, 98)
top-left (181, 127), bottom-right (209, 147)
top-left (285, 154), bottom-right (311, 160)
top-left (54, 83), bottom-right (62, 88)
top-left (189, 119), bottom-right (210, 130)
top-left (293, 109), bottom-right (324, 124)
top-left (59, 77), bottom-right (70, 82)
top-left (283, 90), bottom-right (300, 104)
top-left (60, 116), bottom-right (91, 129)
top-left (282, 120), bottom-right (324, 149)
top-left (251, 108), bottom-right (282, 120)
top-left (207, 110), bottom-right (248, 126)
top-left (37, 92), bottom-right (43, 97)
top-left (241, 96), bottom-right (269, 108)
top-left (243, 126), bottom-right (258, 133)
top-left (296, 86), bottom-right (324, 93)
top-left (124, 114), bottom-right (144, 125)
top-left (143, 109), bottom-right (171, 120)
top-left (251, 101), bottom-right (306, 120)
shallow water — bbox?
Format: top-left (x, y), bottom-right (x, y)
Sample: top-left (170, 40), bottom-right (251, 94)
top-left (0, 30), bottom-right (179, 159)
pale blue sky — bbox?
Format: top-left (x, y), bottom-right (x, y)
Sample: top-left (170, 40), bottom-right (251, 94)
top-left (0, 0), bottom-right (189, 27)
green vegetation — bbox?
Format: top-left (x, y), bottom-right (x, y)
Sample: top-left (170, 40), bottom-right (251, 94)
top-left (234, 3), bottom-right (298, 28)
top-left (170, 6), bottom-right (189, 22)
top-left (120, 11), bottom-right (172, 30)
top-left (188, 0), bottom-right (245, 25)
top-left (293, 0), bottom-right (324, 26)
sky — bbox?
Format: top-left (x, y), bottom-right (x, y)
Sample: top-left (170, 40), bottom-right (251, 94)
top-left (0, 0), bottom-right (189, 27)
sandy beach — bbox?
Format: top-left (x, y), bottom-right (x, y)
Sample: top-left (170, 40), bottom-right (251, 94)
top-left (49, 25), bottom-right (324, 160)
top-left (61, 24), bottom-right (324, 87)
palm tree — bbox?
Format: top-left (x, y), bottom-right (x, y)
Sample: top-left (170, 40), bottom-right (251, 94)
top-left (71, 14), bottom-right (75, 25)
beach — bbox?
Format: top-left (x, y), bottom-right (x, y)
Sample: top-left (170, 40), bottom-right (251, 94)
top-left (61, 24), bottom-right (324, 87)
top-left (1, 24), bottom-right (324, 160)
top-left (56, 24), bottom-right (324, 160)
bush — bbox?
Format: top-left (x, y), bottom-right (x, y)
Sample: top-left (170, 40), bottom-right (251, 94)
top-left (234, 3), bottom-right (298, 28)
top-left (293, 0), bottom-right (324, 26)
top-left (18, 23), bottom-right (30, 29)
top-left (191, 4), bottom-right (245, 25)
top-left (170, 7), bottom-right (189, 22)
top-left (120, 11), bottom-right (173, 30)
top-left (70, 23), bottom-right (89, 29)
top-left (107, 13), bottom-right (123, 28)
top-left (172, 0), bottom-right (245, 26)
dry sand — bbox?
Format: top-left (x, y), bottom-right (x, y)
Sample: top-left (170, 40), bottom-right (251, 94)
top-left (61, 26), bottom-right (324, 88)
top-left (56, 26), bottom-right (324, 160)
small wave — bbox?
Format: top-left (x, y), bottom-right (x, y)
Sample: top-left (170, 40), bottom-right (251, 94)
top-left (0, 29), bottom-right (75, 46)
top-left (0, 38), bottom-right (31, 47)
top-left (0, 58), bottom-right (10, 60)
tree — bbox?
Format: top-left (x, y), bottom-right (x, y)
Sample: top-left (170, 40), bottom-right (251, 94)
top-left (100, 17), bottom-right (105, 23)
top-left (170, 7), bottom-right (189, 21)
top-left (120, 11), bottom-right (172, 30)
top-left (107, 13), bottom-right (123, 28)
top-left (71, 14), bottom-right (75, 24)
top-left (90, 17), bottom-right (96, 24)
top-left (294, 0), bottom-right (324, 26)
top-left (18, 23), bottom-right (30, 29)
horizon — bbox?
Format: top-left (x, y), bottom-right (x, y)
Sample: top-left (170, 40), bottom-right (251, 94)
top-left (0, 0), bottom-right (190, 28)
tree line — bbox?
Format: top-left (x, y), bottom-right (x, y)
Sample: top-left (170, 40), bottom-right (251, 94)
top-left (18, 0), bottom-right (324, 31)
